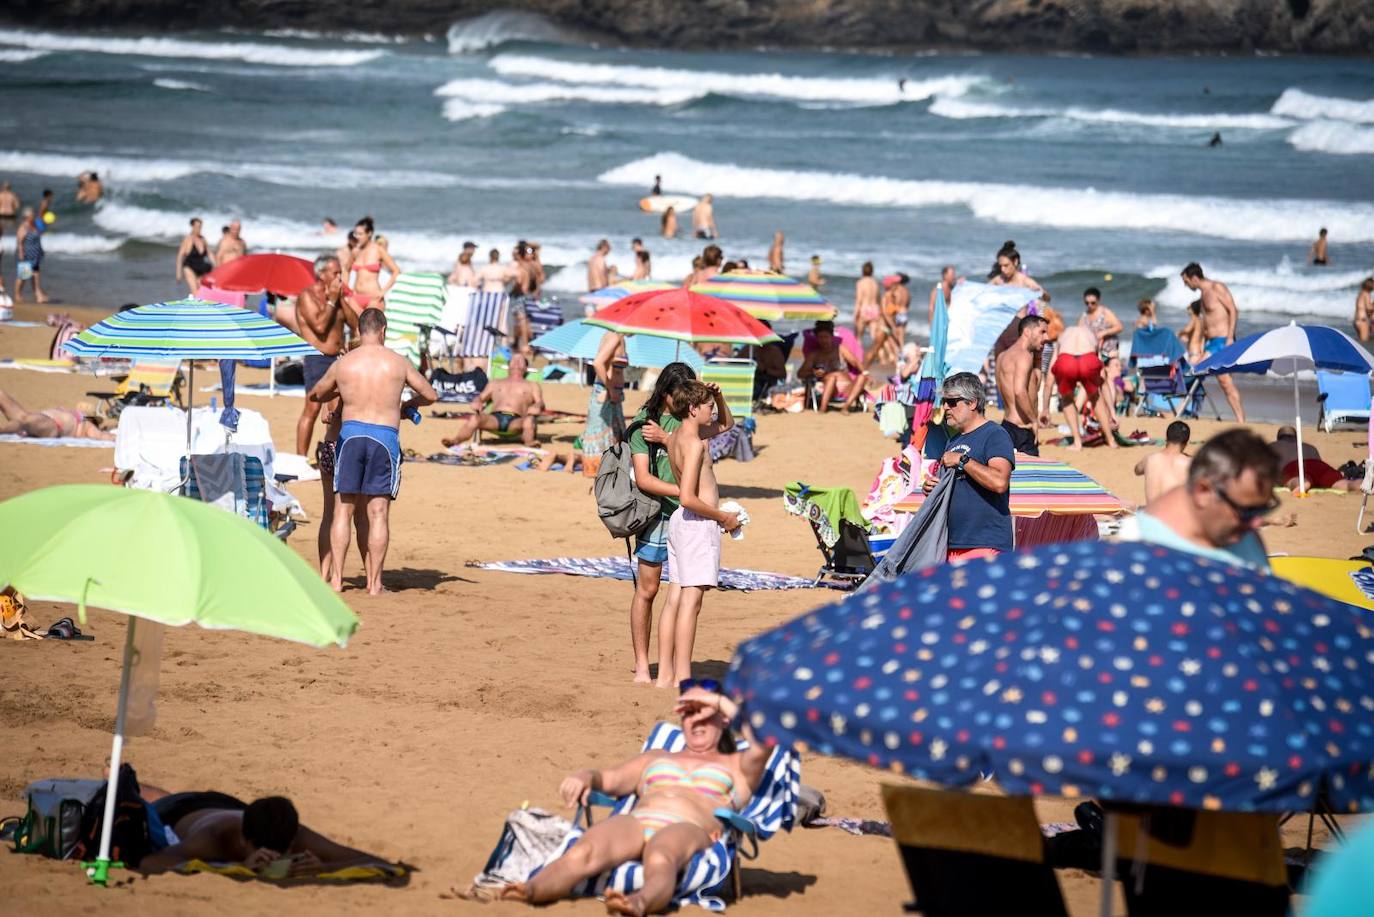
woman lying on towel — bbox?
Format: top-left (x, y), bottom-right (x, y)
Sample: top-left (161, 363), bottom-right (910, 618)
top-left (0, 390), bottom-right (113, 440)
top-left (502, 682), bottom-right (771, 915)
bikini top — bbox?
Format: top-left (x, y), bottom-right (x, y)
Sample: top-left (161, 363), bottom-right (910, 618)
top-left (353, 262), bottom-right (382, 273)
top-left (642, 758), bottom-right (738, 809)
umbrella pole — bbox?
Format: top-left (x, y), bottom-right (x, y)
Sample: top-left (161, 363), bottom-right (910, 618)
top-left (1098, 809), bottom-right (1117, 917)
top-left (182, 362), bottom-right (196, 493)
top-left (1294, 371), bottom-right (1308, 498)
top-left (86, 616), bottom-right (137, 886)
top-left (270, 356), bottom-right (276, 398)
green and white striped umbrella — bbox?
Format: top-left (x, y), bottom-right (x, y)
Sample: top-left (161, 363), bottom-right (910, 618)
top-left (63, 298), bottom-right (317, 360)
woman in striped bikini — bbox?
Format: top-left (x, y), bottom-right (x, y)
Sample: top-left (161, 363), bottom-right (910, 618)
top-left (502, 682), bottom-right (772, 915)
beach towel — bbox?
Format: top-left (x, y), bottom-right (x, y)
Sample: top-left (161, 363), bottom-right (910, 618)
top-left (708, 422), bottom-right (755, 462)
top-left (782, 483), bottom-right (866, 548)
top-left (943, 281), bottom-right (1042, 376)
top-left (0, 434), bottom-right (113, 448)
top-left (203, 381), bottom-right (306, 398)
top-left (860, 470), bottom-right (955, 588)
top-left (468, 557), bottom-right (834, 592)
top-left (0, 358), bottom-right (119, 375)
top-left (177, 859), bottom-right (407, 883)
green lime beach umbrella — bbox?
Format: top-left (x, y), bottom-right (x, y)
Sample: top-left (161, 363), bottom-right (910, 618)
top-left (0, 485), bottom-right (358, 883)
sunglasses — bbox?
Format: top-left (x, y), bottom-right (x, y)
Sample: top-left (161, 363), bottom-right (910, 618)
top-left (678, 678), bottom-right (722, 695)
top-left (1084, 299), bottom-right (1099, 306)
top-left (1215, 487), bottom-right (1279, 523)
top-left (941, 397), bottom-right (966, 408)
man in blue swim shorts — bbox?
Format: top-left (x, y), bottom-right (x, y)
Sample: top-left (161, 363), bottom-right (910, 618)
top-left (1182, 262), bottom-right (1246, 422)
top-left (308, 308), bottom-right (437, 595)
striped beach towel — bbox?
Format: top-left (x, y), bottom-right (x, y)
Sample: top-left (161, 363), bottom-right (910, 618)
top-left (546, 721), bottom-right (800, 912)
top-left (384, 271), bottom-right (447, 366)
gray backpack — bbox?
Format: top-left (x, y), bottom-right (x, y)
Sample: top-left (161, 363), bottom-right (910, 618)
top-left (595, 420), bottom-right (662, 540)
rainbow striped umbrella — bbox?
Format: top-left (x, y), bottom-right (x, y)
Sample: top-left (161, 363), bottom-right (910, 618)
top-left (63, 298), bottom-right (317, 361)
top-left (893, 456), bottom-right (1125, 517)
top-left (578, 279), bottom-right (676, 307)
top-left (690, 270), bottom-right (834, 321)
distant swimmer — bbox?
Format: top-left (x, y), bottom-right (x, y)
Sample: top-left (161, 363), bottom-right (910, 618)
top-left (1354, 277), bottom-right (1374, 342)
top-left (692, 194), bottom-right (718, 240)
top-left (898, 78), bottom-right (907, 93)
top-left (1309, 227), bottom-right (1329, 266)
top-left (768, 231), bottom-right (784, 273)
top-left (587, 239), bottom-right (618, 291)
top-left (808, 254), bottom-right (825, 288)
top-left (661, 205), bottom-right (677, 239)
top-left (320, 217), bottom-right (339, 236)
top-left (1208, 131), bottom-right (1223, 147)
top-left (75, 171), bottom-right (102, 204)
top-left (651, 174), bottom-right (662, 196)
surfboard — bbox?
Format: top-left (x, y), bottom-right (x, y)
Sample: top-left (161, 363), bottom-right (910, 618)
top-left (639, 194), bottom-right (697, 214)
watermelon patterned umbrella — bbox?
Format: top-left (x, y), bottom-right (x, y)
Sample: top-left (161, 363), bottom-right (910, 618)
top-left (585, 289), bottom-right (781, 347)
top-left (691, 270), bottom-right (835, 321)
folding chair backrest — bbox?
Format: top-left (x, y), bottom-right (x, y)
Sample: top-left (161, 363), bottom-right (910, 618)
top-left (460, 292), bottom-right (510, 360)
top-left (1135, 355), bottom-right (1186, 396)
top-left (882, 785), bottom-right (1068, 917)
top-left (179, 453), bottom-right (269, 529)
top-left (1112, 808), bottom-right (1288, 917)
top-left (703, 358), bottom-right (756, 420)
top-left (1316, 370), bottom-right (1373, 432)
top-left (119, 360), bottom-right (181, 398)
top-left (525, 298), bottom-right (564, 338)
top-left (385, 272), bottom-right (448, 367)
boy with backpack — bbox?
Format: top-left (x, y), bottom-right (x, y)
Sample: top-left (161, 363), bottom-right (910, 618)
top-left (655, 380), bottom-right (739, 688)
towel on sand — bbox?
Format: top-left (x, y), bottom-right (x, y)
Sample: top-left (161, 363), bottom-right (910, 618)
top-left (0, 434), bottom-right (113, 448)
top-left (469, 556), bottom-right (837, 592)
top-left (177, 858), bottom-right (407, 883)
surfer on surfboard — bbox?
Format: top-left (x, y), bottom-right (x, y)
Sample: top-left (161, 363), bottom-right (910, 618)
top-left (651, 174), bottom-right (662, 196)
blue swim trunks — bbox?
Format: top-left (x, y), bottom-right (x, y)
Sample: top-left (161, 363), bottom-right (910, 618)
top-left (335, 420), bottom-right (401, 499)
top-left (634, 511), bottom-right (671, 565)
top-left (1204, 336), bottom-right (1229, 356)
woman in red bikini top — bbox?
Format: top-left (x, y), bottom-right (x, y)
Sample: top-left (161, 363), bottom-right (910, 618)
top-left (341, 216), bottom-right (399, 311)
top-left (502, 682), bottom-right (774, 915)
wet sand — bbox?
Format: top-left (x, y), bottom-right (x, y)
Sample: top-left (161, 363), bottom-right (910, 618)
top-left (0, 302), bottom-right (1365, 915)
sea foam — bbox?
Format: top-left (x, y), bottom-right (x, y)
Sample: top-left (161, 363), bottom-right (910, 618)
top-left (1149, 262), bottom-right (1372, 320)
top-left (599, 152), bottom-right (1374, 243)
top-left (0, 28), bottom-right (384, 67)
top-left (436, 77), bottom-right (701, 107)
top-left (1287, 120), bottom-right (1374, 156)
top-left (153, 78), bottom-right (212, 92)
top-left (488, 54), bottom-right (984, 104)
top-left (929, 97), bottom-right (1292, 130)
top-left (446, 11), bottom-right (581, 54)
top-left (1270, 88), bottom-right (1374, 124)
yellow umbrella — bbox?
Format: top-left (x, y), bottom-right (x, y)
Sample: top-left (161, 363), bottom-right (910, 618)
top-left (1270, 556), bottom-right (1374, 610)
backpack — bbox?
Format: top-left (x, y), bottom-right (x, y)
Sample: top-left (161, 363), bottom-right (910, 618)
top-left (594, 420), bottom-right (661, 540)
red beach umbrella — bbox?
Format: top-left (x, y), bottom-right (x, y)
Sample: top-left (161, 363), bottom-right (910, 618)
top-left (203, 254), bottom-right (315, 297)
top-left (584, 289), bottom-right (781, 346)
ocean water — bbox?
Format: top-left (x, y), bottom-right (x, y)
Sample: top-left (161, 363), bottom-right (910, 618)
top-left (2, 20), bottom-right (1372, 340)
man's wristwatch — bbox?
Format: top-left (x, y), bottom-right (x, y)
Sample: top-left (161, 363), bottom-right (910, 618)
top-left (956, 453), bottom-right (971, 471)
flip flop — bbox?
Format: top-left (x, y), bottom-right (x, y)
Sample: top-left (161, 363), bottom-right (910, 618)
top-left (45, 617), bottom-right (94, 641)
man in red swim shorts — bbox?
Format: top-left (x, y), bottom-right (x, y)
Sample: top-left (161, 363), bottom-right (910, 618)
top-left (1273, 426), bottom-right (1359, 493)
top-left (1051, 323), bottom-right (1117, 451)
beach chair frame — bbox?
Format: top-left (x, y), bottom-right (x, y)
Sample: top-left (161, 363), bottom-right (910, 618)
top-left (540, 721), bottom-right (800, 911)
top-left (179, 453), bottom-right (290, 540)
top-left (87, 361), bottom-right (185, 418)
top-left (808, 517), bottom-right (877, 588)
top-left (1315, 369), bottom-right (1373, 433)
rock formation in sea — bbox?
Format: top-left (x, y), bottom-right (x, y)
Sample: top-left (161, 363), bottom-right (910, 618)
top-left (5, 0), bottom-right (1372, 54)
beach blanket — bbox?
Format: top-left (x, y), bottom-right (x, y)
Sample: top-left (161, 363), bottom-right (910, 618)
top-left (0, 434), bottom-right (113, 448)
top-left (708, 423), bottom-right (755, 462)
top-left (177, 859), bottom-right (407, 883)
top-left (0, 320), bottom-right (42, 328)
top-left (943, 281), bottom-right (1042, 376)
top-left (426, 444), bottom-right (546, 467)
top-left (203, 382), bottom-right (306, 398)
top-left (469, 557), bottom-right (833, 591)
top-left (0, 358), bottom-right (119, 375)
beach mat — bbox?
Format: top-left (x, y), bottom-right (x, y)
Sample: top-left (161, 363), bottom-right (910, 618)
top-left (0, 434), bottom-right (113, 448)
top-left (202, 382), bottom-right (306, 398)
top-left (470, 556), bottom-right (837, 591)
top-left (0, 358), bottom-right (120, 375)
top-left (425, 445), bottom-right (546, 467)
top-left (177, 858), bottom-right (408, 884)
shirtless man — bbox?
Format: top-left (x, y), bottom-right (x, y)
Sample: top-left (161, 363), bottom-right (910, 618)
top-left (476, 248), bottom-right (514, 294)
top-left (137, 784), bottom-right (390, 877)
top-left (0, 390), bottom-right (113, 440)
top-left (656, 380), bottom-right (739, 688)
top-left (76, 171), bottom-right (102, 204)
top-left (308, 308), bottom-right (437, 595)
top-left (768, 231), bottom-right (784, 273)
top-left (508, 243), bottom-right (538, 354)
top-left (587, 239), bottom-right (616, 291)
top-left (216, 219), bottom-right (247, 265)
top-left (1180, 262), bottom-right (1244, 422)
top-left (0, 182), bottom-right (18, 223)
top-left (853, 261), bottom-right (881, 346)
top-left (440, 353), bottom-right (544, 447)
top-left (1354, 278), bottom-right (1374, 342)
top-left (929, 264), bottom-right (958, 323)
top-left (994, 314), bottom-right (1049, 456)
top-left (692, 194), bottom-right (717, 240)
top-left (1309, 228), bottom-right (1329, 266)
top-left (1134, 420), bottom-right (1191, 503)
top-left (1050, 322), bottom-right (1117, 450)
top-left (294, 255), bottom-right (357, 575)
top-left (989, 247), bottom-right (1049, 302)
top-left (807, 255), bottom-right (825, 288)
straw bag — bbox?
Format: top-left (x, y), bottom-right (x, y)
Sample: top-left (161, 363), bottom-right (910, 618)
top-left (0, 587), bottom-right (41, 640)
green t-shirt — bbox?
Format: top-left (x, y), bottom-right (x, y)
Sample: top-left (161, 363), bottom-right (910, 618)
top-left (629, 409), bottom-right (681, 513)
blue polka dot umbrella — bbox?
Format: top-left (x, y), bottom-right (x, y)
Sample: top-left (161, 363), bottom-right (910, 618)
top-left (726, 540), bottom-right (1374, 813)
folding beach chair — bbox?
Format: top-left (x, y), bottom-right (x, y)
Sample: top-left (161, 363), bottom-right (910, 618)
top-left (783, 483), bottom-right (876, 588)
top-left (539, 721), bottom-right (800, 910)
top-left (178, 452), bottom-right (292, 539)
top-left (1110, 807), bottom-right (1289, 917)
top-left (383, 271), bottom-right (448, 369)
top-left (87, 359), bottom-right (185, 418)
top-left (524, 297), bottom-right (564, 340)
top-left (458, 291), bottom-right (510, 373)
top-left (881, 785), bottom-right (1069, 917)
top-left (1316, 369), bottom-right (1372, 432)
top-left (704, 358), bottom-right (756, 421)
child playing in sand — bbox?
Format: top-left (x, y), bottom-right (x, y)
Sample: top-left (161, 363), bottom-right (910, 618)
top-left (655, 381), bottom-right (740, 689)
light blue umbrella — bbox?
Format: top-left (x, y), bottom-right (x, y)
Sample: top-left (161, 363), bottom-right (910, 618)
top-left (531, 318), bottom-right (705, 373)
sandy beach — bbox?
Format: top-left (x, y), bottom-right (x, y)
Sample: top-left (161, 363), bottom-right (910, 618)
top-left (0, 300), bottom-right (1366, 915)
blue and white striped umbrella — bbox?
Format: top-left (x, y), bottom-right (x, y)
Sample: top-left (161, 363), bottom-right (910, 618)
top-left (1196, 322), bottom-right (1374, 492)
top-left (63, 298), bottom-right (318, 360)
top-left (531, 319), bottom-right (705, 373)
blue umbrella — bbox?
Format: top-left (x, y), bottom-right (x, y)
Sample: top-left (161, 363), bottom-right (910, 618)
top-left (531, 318), bottom-right (705, 373)
top-left (1196, 322), bottom-right (1374, 492)
top-left (726, 540), bottom-right (1374, 814)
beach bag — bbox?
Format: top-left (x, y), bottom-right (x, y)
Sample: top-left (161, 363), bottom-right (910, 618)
top-left (431, 367), bottom-right (488, 404)
top-left (11, 779), bottom-right (105, 858)
top-left (594, 420), bottom-right (660, 540)
top-left (69, 764), bottom-right (153, 867)
top-left (1, 587), bottom-right (41, 640)
top-left (473, 807), bottom-right (574, 888)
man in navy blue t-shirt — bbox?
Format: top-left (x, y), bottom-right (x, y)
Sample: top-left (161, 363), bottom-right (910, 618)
top-left (922, 372), bottom-right (1015, 558)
